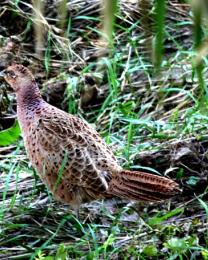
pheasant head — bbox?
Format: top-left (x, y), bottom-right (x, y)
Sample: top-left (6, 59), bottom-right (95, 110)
top-left (0, 64), bottom-right (41, 105)
top-left (1, 64), bottom-right (35, 92)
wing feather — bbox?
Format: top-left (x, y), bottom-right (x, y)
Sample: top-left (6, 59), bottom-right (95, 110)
top-left (33, 104), bottom-right (120, 193)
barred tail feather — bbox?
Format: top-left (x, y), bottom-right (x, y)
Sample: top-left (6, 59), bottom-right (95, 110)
top-left (109, 170), bottom-right (181, 202)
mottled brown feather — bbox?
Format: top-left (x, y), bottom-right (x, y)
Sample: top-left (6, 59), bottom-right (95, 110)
top-left (3, 64), bottom-right (181, 209)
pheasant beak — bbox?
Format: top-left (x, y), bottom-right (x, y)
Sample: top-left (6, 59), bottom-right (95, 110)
top-left (0, 70), bottom-right (6, 78)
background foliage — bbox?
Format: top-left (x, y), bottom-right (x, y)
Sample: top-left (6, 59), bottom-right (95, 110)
top-left (0, 0), bottom-right (207, 259)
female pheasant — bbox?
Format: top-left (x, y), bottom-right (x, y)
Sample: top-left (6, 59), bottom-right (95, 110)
top-left (1, 64), bottom-right (180, 209)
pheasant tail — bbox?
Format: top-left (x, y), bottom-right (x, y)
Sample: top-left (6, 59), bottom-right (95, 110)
top-left (108, 170), bottom-right (181, 202)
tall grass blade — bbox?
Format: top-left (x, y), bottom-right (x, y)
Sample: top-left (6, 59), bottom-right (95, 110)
top-left (102, 0), bottom-right (118, 47)
top-left (58, 0), bottom-right (68, 34)
top-left (153, 0), bottom-right (166, 70)
top-left (192, 0), bottom-right (206, 97)
top-left (33, 0), bottom-right (44, 58)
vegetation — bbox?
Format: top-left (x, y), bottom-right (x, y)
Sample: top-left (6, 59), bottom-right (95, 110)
top-left (0, 0), bottom-right (207, 259)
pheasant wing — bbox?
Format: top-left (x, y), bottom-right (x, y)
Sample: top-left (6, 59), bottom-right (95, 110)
top-left (35, 106), bottom-right (119, 192)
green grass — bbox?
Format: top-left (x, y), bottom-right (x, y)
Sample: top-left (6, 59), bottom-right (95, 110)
top-left (0, 0), bottom-right (208, 259)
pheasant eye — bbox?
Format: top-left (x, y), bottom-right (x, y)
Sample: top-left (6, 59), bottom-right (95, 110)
top-left (6, 70), bottom-right (16, 78)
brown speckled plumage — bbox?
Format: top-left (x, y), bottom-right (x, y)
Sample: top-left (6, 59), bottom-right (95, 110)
top-left (3, 64), bottom-right (181, 209)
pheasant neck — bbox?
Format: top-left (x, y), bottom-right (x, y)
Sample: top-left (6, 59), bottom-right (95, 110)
top-left (16, 80), bottom-right (43, 110)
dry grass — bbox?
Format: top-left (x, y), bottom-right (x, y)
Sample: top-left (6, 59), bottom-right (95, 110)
top-left (0, 0), bottom-right (208, 259)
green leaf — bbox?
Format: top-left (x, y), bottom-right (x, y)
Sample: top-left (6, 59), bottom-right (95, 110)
top-left (198, 198), bottom-right (208, 218)
top-left (164, 237), bottom-right (188, 253)
top-left (143, 245), bottom-right (158, 256)
top-left (202, 249), bottom-right (208, 260)
top-left (55, 244), bottom-right (67, 260)
top-left (0, 121), bottom-right (21, 146)
top-left (148, 207), bottom-right (183, 226)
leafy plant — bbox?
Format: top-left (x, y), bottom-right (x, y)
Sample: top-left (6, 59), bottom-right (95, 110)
top-left (0, 121), bottom-right (21, 146)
